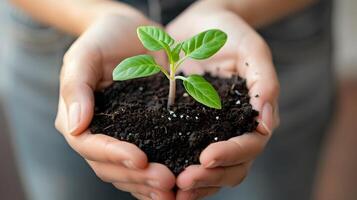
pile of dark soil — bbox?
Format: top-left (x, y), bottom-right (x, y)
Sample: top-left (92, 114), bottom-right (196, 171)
top-left (90, 74), bottom-right (258, 175)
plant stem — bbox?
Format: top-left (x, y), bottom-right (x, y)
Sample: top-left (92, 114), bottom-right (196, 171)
top-left (175, 76), bottom-right (187, 81)
top-left (167, 63), bottom-right (176, 109)
top-left (168, 78), bottom-right (176, 108)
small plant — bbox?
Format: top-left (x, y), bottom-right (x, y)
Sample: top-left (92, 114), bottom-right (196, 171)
top-left (113, 26), bottom-right (227, 109)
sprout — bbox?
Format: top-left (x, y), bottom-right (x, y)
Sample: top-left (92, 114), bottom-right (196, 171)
top-left (113, 26), bottom-right (227, 109)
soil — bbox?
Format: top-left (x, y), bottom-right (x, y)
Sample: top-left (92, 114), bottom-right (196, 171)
top-left (90, 74), bottom-right (258, 175)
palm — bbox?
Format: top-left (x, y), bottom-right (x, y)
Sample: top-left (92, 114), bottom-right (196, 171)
top-left (167, 11), bottom-right (270, 78)
top-left (66, 15), bottom-right (149, 89)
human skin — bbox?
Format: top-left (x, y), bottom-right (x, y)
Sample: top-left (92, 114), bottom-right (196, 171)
top-left (11, 0), bottom-right (318, 199)
top-left (165, 5), bottom-right (280, 200)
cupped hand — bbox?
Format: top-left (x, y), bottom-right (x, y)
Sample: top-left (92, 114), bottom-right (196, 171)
top-left (54, 14), bottom-right (175, 200)
top-left (167, 7), bottom-right (280, 200)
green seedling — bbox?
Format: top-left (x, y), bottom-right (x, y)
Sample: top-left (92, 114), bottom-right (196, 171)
top-left (113, 26), bottom-right (227, 109)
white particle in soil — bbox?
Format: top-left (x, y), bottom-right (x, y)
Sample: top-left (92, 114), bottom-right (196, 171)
top-left (214, 137), bottom-right (218, 141)
top-left (178, 132), bottom-right (182, 136)
top-left (183, 93), bottom-right (189, 97)
top-left (216, 116), bottom-right (220, 120)
top-left (236, 100), bottom-right (241, 105)
top-left (180, 115), bottom-right (184, 118)
top-left (138, 86), bottom-right (144, 91)
top-left (173, 114), bottom-right (177, 118)
top-left (234, 90), bottom-right (242, 96)
top-left (169, 110), bottom-right (175, 115)
top-left (185, 160), bottom-right (188, 163)
top-left (195, 116), bottom-right (199, 120)
top-left (168, 117), bottom-right (171, 121)
top-left (186, 132), bottom-right (191, 135)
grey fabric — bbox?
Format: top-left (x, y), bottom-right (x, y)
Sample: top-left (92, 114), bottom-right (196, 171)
top-left (1, 0), bottom-right (334, 200)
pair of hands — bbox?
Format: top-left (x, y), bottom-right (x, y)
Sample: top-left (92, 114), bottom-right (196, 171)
top-left (55, 6), bottom-right (279, 200)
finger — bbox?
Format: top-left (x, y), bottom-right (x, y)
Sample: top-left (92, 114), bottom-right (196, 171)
top-left (59, 39), bottom-right (104, 136)
top-left (176, 187), bottom-right (220, 200)
top-left (131, 193), bottom-right (152, 200)
top-left (200, 131), bottom-right (268, 168)
top-left (177, 164), bottom-right (250, 190)
top-left (55, 95), bottom-right (68, 134)
top-left (88, 161), bottom-right (175, 191)
top-left (55, 66), bottom-right (147, 168)
top-left (114, 183), bottom-right (175, 200)
top-left (236, 33), bottom-right (280, 135)
top-left (62, 130), bottom-right (148, 168)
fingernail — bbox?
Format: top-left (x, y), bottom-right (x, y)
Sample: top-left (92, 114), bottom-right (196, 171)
top-left (68, 102), bottom-right (81, 135)
top-left (150, 192), bottom-right (158, 200)
top-left (205, 160), bottom-right (218, 168)
top-left (122, 160), bottom-right (136, 169)
top-left (147, 180), bottom-right (160, 188)
top-left (261, 102), bottom-right (273, 135)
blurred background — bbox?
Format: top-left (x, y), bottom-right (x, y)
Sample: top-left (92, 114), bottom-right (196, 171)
top-left (0, 0), bottom-right (356, 199)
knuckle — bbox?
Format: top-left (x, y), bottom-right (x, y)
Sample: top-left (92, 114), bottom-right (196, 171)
top-left (236, 171), bottom-right (248, 186)
top-left (113, 183), bottom-right (125, 191)
top-left (229, 173), bottom-right (246, 187)
top-left (120, 173), bottom-right (134, 183)
top-left (103, 138), bottom-right (120, 163)
top-left (92, 167), bottom-right (111, 183)
top-left (97, 173), bottom-right (111, 183)
top-left (230, 165), bottom-right (249, 187)
top-left (224, 164), bottom-right (250, 187)
top-left (229, 140), bottom-right (245, 157)
top-left (59, 80), bottom-right (75, 97)
top-left (216, 168), bottom-right (227, 186)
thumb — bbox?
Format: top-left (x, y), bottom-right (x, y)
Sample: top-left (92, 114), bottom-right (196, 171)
top-left (59, 46), bottom-right (102, 136)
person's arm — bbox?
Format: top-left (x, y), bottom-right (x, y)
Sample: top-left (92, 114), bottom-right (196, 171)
top-left (189, 0), bottom-right (318, 28)
top-left (10, 0), bottom-right (148, 35)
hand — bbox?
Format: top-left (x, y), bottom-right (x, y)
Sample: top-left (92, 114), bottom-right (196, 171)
top-left (55, 14), bottom-right (175, 200)
top-left (167, 7), bottom-right (280, 200)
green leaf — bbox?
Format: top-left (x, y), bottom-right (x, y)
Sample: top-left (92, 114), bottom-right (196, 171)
top-left (182, 75), bottom-right (222, 109)
top-left (182, 29), bottom-right (227, 60)
top-left (137, 26), bottom-right (175, 51)
top-left (113, 55), bottom-right (161, 81)
top-left (171, 43), bottom-right (182, 62)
